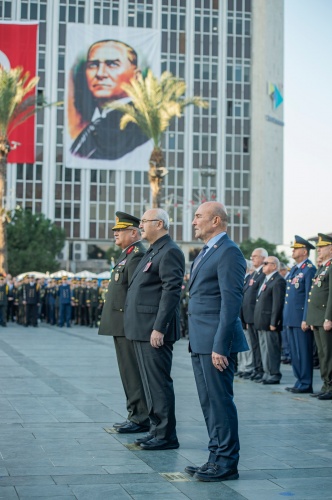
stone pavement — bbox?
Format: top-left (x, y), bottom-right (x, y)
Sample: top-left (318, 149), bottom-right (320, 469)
top-left (0, 323), bottom-right (332, 500)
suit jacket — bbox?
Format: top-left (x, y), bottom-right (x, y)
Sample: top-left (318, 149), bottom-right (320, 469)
top-left (240, 272), bottom-right (252, 327)
top-left (241, 267), bottom-right (265, 324)
top-left (70, 108), bottom-right (149, 160)
top-left (99, 241), bottom-right (146, 336)
top-left (283, 259), bottom-right (316, 327)
top-left (188, 233), bottom-right (248, 356)
top-left (124, 234), bottom-right (185, 342)
top-left (254, 272), bottom-right (286, 331)
top-left (306, 259), bottom-right (332, 327)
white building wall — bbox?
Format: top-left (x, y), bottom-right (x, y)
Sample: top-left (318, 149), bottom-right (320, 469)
top-left (250, 0), bottom-right (284, 244)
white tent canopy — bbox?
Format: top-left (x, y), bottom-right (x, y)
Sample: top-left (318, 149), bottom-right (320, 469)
top-left (97, 271), bottom-right (111, 279)
top-left (16, 271), bottom-right (49, 281)
top-left (74, 270), bottom-right (98, 278)
top-left (50, 270), bottom-right (75, 278)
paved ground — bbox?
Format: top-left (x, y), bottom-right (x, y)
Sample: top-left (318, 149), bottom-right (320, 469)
top-left (0, 323), bottom-right (331, 500)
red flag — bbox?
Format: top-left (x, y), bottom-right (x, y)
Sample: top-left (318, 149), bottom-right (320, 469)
top-left (0, 22), bottom-right (38, 163)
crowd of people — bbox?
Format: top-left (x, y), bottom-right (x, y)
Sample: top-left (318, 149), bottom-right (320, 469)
top-left (236, 234), bottom-right (332, 401)
top-left (1, 204), bottom-right (331, 483)
top-left (0, 274), bottom-right (109, 328)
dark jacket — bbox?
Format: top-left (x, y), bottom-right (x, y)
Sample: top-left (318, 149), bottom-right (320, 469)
top-left (99, 241), bottom-right (146, 336)
top-left (124, 234), bottom-right (185, 342)
top-left (254, 272), bottom-right (286, 331)
top-left (283, 259), bottom-right (316, 327)
top-left (306, 259), bottom-right (332, 327)
top-left (241, 267), bottom-right (265, 325)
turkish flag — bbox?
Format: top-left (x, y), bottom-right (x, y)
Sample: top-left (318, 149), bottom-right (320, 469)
top-left (0, 22), bottom-right (38, 163)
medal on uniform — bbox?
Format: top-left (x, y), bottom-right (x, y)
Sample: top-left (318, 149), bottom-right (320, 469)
top-left (295, 283), bottom-right (299, 289)
top-left (317, 280), bottom-right (322, 287)
top-left (114, 273), bottom-right (120, 282)
top-left (143, 262), bottom-right (152, 272)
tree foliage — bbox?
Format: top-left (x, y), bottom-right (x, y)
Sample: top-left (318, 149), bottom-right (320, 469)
top-left (108, 70), bottom-right (208, 207)
top-left (239, 238), bottom-right (289, 264)
top-left (7, 208), bottom-right (66, 277)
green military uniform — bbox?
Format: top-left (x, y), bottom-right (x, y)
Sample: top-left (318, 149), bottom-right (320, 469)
top-left (99, 212), bottom-right (149, 430)
top-left (306, 234), bottom-right (332, 397)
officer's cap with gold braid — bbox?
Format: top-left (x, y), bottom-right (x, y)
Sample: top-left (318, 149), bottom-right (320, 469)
top-left (291, 235), bottom-right (315, 251)
top-left (112, 211), bottom-right (140, 230)
top-left (316, 233), bottom-right (332, 247)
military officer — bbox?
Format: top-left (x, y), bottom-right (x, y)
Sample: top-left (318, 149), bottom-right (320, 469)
top-left (306, 233), bottom-right (332, 400)
top-left (86, 279), bottom-right (100, 328)
top-left (284, 236), bottom-right (316, 394)
top-left (0, 275), bottom-right (8, 326)
top-left (99, 211), bottom-right (149, 433)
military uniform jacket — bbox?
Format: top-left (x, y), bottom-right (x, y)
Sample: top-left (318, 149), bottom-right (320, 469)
top-left (86, 287), bottom-right (100, 306)
top-left (241, 267), bottom-right (265, 324)
top-left (99, 241), bottom-right (146, 336)
top-left (306, 259), bottom-right (332, 327)
top-left (0, 284), bottom-right (8, 305)
top-left (283, 259), bottom-right (316, 327)
top-left (253, 272), bottom-right (286, 331)
top-left (24, 283), bottom-right (40, 304)
top-left (124, 234), bottom-right (185, 342)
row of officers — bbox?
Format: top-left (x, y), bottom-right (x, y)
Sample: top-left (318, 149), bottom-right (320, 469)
top-left (237, 233), bottom-right (332, 401)
top-left (0, 275), bottom-right (109, 328)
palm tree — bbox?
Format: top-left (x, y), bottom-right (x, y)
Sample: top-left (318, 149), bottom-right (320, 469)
top-left (108, 70), bottom-right (208, 207)
top-left (0, 66), bottom-right (43, 273)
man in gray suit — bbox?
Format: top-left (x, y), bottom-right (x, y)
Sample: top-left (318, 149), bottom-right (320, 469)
top-left (124, 208), bottom-right (185, 450)
top-left (185, 201), bottom-right (248, 482)
top-left (99, 211), bottom-right (149, 433)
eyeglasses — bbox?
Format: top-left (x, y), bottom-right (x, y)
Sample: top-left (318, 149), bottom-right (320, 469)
top-left (140, 219), bottom-right (160, 224)
top-left (263, 262), bottom-right (274, 265)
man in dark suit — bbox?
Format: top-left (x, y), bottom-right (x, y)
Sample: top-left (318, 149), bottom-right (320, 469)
top-left (185, 201), bottom-right (248, 482)
top-left (237, 259), bottom-right (254, 377)
top-left (241, 247), bottom-right (268, 381)
top-left (306, 233), bottom-right (332, 400)
top-left (254, 257), bottom-right (286, 385)
top-left (99, 212), bottom-right (149, 433)
top-left (70, 39), bottom-right (149, 160)
top-left (124, 208), bottom-right (185, 450)
top-left (284, 236), bottom-right (316, 394)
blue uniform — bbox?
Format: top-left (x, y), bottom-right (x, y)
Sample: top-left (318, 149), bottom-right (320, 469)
top-left (58, 284), bottom-right (72, 327)
top-left (283, 259), bottom-right (316, 390)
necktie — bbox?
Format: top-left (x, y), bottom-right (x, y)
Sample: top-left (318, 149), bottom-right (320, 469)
top-left (192, 245), bottom-right (209, 271)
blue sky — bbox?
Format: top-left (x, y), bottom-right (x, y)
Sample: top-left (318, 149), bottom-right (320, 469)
top-left (283, 0), bottom-right (332, 245)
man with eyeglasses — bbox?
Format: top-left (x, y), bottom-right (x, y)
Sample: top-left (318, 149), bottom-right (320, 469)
top-left (124, 208), bottom-right (185, 450)
top-left (70, 39), bottom-right (150, 160)
top-left (241, 247), bottom-right (268, 381)
top-left (253, 257), bottom-right (286, 384)
top-left (99, 211), bottom-right (149, 434)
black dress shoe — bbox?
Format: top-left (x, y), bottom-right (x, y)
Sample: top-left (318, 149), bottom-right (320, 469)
top-left (113, 420), bottom-right (128, 429)
top-left (285, 387), bottom-right (296, 392)
top-left (318, 392), bottom-right (332, 400)
top-left (184, 462), bottom-right (214, 477)
top-left (262, 380), bottom-right (280, 385)
top-left (116, 422), bottom-right (150, 433)
top-left (251, 373), bottom-right (263, 381)
top-left (194, 464), bottom-right (239, 482)
top-left (134, 433), bottom-right (154, 445)
top-left (140, 437), bottom-right (179, 450)
top-left (310, 391), bottom-right (325, 398)
top-left (290, 387), bottom-right (313, 394)
top-left (242, 372), bottom-right (253, 379)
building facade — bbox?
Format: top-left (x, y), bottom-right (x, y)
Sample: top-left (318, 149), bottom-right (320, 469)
top-left (2, 0), bottom-right (284, 266)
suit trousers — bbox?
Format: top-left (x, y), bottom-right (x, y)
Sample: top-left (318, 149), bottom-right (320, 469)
top-left (113, 336), bottom-right (149, 426)
top-left (237, 328), bottom-right (254, 373)
top-left (247, 323), bottom-right (263, 374)
top-left (313, 326), bottom-right (332, 393)
top-left (287, 326), bottom-right (313, 389)
top-left (258, 330), bottom-right (282, 382)
top-left (191, 352), bottom-right (239, 469)
top-left (133, 341), bottom-right (177, 441)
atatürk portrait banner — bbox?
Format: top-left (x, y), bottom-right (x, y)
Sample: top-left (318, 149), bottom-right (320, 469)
top-left (65, 24), bottom-right (160, 171)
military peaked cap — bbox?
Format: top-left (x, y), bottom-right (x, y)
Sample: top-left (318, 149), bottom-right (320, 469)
top-left (291, 235), bottom-right (315, 250)
top-left (316, 233), bottom-right (332, 247)
top-left (112, 211), bottom-right (140, 230)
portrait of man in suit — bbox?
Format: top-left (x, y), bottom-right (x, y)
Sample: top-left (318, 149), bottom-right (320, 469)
top-left (185, 201), bottom-right (248, 482)
top-left (69, 39), bottom-right (149, 160)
